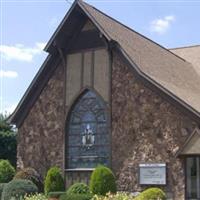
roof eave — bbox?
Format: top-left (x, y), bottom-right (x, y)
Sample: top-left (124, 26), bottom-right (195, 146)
top-left (112, 41), bottom-right (200, 123)
top-left (44, 0), bottom-right (80, 53)
top-left (10, 0), bottom-right (200, 128)
top-left (8, 54), bottom-right (52, 125)
top-left (9, 54), bottom-right (60, 127)
top-left (44, 0), bottom-right (112, 53)
top-left (175, 128), bottom-right (200, 157)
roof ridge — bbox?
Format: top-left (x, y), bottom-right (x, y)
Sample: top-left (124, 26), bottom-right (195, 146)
top-left (170, 44), bottom-right (200, 50)
top-left (10, 0), bottom-right (200, 127)
top-left (80, 0), bottom-right (188, 63)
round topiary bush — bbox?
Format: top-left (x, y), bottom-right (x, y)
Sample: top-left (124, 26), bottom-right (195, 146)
top-left (67, 183), bottom-right (90, 195)
top-left (14, 167), bottom-right (43, 192)
top-left (0, 160), bottom-right (15, 183)
top-left (2, 179), bottom-right (38, 200)
top-left (44, 166), bottom-right (65, 195)
top-left (135, 187), bottom-right (166, 200)
top-left (89, 165), bottom-right (117, 196)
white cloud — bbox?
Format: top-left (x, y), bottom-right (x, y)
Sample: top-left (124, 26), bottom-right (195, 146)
top-left (0, 42), bottom-right (46, 62)
top-left (150, 15), bottom-right (175, 34)
top-left (0, 70), bottom-right (18, 78)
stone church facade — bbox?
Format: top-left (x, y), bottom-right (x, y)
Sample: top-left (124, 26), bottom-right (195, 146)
top-left (10, 1), bottom-right (200, 200)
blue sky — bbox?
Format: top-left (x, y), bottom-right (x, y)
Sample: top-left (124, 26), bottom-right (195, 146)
top-left (0, 0), bottom-right (200, 114)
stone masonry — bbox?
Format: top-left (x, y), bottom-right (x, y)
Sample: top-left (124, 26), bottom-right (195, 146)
top-left (17, 62), bottom-right (65, 177)
top-left (111, 52), bottom-right (197, 200)
top-left (17, 50), bottom-right (199, 200)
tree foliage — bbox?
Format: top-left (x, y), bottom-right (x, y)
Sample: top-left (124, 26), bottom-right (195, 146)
top-left (0, 114), bottom-right (17, 167)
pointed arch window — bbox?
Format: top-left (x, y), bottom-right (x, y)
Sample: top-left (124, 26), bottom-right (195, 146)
top-left (66, 90), bottom-right (110, 169)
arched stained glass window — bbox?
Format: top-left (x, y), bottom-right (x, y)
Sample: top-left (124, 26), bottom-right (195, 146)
top-left (66, 90), bottom-right (110, 169)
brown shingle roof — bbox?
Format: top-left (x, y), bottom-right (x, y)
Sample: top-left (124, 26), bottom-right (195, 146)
top-left (170, 45), bottom-right (200, 76)
top-left (79, 1), bottom-right (200, 113)
top-left (9, 0), bottom-right (200, 126)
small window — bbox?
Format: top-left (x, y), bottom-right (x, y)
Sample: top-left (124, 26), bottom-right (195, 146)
top-left (186, 157), bottom-right (200, 199)
top-left (66, 90), bottom-right (110, 169)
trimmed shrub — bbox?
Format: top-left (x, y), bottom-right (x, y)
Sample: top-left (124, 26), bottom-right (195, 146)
top-left (24, 193), bottom-right (48, 200)
top-left (0, 183), bottom-right (6, 199)
top-left (44, 167), bottom-right (65, 195)
top-left (48, 191), bottom-right (66, 198)
top-left (59, 193), bottom-right (93, 200)
top-left (67, 183), bottom-right (90, 195)
top-left (14, 167), bottom-right (43, 192)
top-left (90, 165), bottom-right (117, 196)
top-left (0, 160), bottom-right (15, 183)
top-left (135, 188), bottom-right (166, 200)
top-left (2, 179), bottom-right (38, 200)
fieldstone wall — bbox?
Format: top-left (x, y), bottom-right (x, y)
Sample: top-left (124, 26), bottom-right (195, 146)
top-left (17, 62), bottom-right (65, 177)
top-left (17, 47), bottom-right (199, 199)
top-left (111, 52), bottom-right (198, 200)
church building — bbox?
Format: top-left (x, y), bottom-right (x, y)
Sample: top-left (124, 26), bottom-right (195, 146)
top-left (9, 1), bottom-right (200, 199)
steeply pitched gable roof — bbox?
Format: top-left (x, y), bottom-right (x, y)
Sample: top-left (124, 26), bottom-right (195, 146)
top-left (78, 1), bottom-right (200, 115)
top-left (9, 0), bottom-right (200, 126)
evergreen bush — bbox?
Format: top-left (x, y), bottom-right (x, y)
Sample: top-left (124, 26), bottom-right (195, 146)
top-left (135, 187), bottom-right (166, 200)
top-left (89, 165), bottom-right (116, 196)
top-left (44, 167), bottom-right (65, 195)
top-left (67, 183), bottom-right (90, 195)
top-left (2, 179), bottom-right (38, 200)
top-left (14, 167), bottom-right (43, 192)
top-left (59, 193), bottom-right (93, 200)
top-left (48, 191), bottom-right (66, 198)
top-left (0, 160), bottom-right (15, 183)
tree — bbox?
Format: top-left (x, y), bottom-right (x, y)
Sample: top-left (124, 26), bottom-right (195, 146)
top-left (0, 114), bottom-right (17, 167)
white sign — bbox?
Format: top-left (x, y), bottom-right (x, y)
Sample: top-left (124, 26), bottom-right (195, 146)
top-left (139, 163), bottom-right (166, 185)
